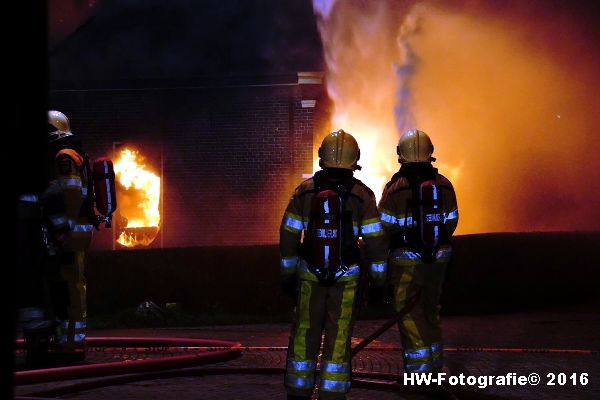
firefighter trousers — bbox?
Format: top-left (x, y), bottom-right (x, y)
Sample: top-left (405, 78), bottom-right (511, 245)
top-left (285, 276), bottom-right (359, 400)
top-left (48, 250), bottom-right (87, 352)
top-left (389, 246), bottom-right (451, 373)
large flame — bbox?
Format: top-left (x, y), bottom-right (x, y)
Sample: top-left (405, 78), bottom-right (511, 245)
top-left (312, 1), bottom-right (456, 203)
top-left (313, 0), bottom-right (600, 233)
top-left (113, 148), bottom-right (161, 247)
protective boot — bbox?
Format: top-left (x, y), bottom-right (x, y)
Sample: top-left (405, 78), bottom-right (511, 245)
top-left (50, 319), bottom-right (86, 363)
top-left (18, 307), bottom-right (56, 368)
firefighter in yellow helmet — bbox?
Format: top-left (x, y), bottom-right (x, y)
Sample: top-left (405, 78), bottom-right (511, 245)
top-left (378, 129), bottom-right (459, 374)
top-left (41, 110), bottom-right (95, 361)
top-left (280, 130), bottom-right (388, 400)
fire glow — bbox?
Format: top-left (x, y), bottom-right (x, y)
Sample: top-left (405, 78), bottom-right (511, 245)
top-left (312, 0), bottom-right (600, 233)
top-left (113, 148), bottom-right (161, 247)
top-left (311, 1), bottom-right (457, 203)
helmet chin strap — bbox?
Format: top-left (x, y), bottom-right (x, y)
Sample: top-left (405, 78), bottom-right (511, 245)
top-left (48, 131), bottom-right (73, 144)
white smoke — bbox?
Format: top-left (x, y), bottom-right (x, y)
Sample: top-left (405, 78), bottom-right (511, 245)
top-left (312, 0), bottom-right (338, 19)
top-left (394, 5), bottom-right (423, 134)
top-left (311, 0), bottom-right (600, 233)
top-left (310, 0), bottom-right (423, 201)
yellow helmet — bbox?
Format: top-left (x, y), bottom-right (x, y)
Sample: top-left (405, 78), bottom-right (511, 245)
top-left (397, 128), bottom-right (436, 163)
top-left (318, 129), bottom-right (361, 170)
top-left (48, 110), bottom-right (73, 143)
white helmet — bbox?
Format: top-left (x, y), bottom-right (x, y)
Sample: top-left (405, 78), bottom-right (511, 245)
top-left (397, 128), bottom-right (436, 163)
top-left (48, 110), bottom-right (73, 143)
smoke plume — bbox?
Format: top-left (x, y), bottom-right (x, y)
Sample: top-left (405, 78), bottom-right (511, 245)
top-left (313, 0), bottom-right (600, 234)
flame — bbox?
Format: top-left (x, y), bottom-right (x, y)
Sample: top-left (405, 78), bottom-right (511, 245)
top-left (312, 1), bottom-right (600, 233)
top-left (113, 148), bottom-right (161, 247)
top-left (312, 1), bottom-right (457, 202)
top-left (116, 229), bottom-right (158, 248)
top-left (311, 120), bottom-right (397, 202)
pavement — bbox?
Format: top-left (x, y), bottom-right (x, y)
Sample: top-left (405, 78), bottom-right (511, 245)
top-left (14, 302), bottom-right (600, 400)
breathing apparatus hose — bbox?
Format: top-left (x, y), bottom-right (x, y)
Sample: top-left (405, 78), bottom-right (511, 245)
top-left (351, 287), bottom-right (422, 357)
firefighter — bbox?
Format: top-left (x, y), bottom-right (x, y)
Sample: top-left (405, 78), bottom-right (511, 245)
top-left (378, 129), bottom-right (459, 374)
top-left (280, 129), bottom-right (388, 400)
top-left (16, 192), bottom-right (56, 367)
top-left (42, 110), bottom-right (95, 361)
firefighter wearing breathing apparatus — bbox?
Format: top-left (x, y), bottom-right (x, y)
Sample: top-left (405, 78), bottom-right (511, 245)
top-left (378, 129), bottom-right (459, 374)
top-left (280, 130), bottom-right (388, 400)
top-left (38, 110), bottom-right (116, 361)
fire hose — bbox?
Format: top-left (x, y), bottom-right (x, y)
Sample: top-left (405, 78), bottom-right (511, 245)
top-left (15, 337), bottom-right (242, 386)
top-left (18, 344), bottom-right (595, 400)
top-left (15, 292), bottom-right (426, 398)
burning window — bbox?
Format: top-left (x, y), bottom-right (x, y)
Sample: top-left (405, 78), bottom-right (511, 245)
top-left (113, 148), bottom-right (161, 247)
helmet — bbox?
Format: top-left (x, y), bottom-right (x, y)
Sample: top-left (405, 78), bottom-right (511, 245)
top-left (48, 110), bottom-right (73, 143)
top-left (318, 129), bottom-right (361, 170)
top-left (397, 128), bottom-right (436, 163)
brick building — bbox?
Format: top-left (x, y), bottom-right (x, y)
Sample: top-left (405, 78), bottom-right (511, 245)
top-left (49, 0), bottom-right (328, 249)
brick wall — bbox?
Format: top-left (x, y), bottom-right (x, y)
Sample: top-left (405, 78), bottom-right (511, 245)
top-left (50, 76), bottom-right (324, 249)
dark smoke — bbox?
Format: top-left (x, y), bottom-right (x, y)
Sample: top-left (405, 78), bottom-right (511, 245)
top-left (50, 0), bottom-right (323, 82)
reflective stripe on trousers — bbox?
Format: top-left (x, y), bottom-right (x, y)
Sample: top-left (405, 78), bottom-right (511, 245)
top-left (59, 319), bottom-right (87, 344)
top-left (370, 261), bottom-right (386, 274)
top-left (431, 342), bottom-right (443, 368)
top-left (285, 358), bottom-right (316, 390)
top-left (319, 361), bottom-right (352, 394)
top-left (285, 278), bottom-right (358, 397)
top-left (404, 347), bottom-right (431, 360)
top-left (60, 320), bottom-right (87, 330)
top-left (59, 333), bottom-right (86, 344)
top-left (320, 378), bottom-right (351, 393)
top-left (406, 362), bottom-right (433, 373)
top-left (280, 256), bottom-right (299, 273)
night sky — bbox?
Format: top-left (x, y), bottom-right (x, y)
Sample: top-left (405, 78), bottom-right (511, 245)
top-left (49, 0), bottom-right (323, 82)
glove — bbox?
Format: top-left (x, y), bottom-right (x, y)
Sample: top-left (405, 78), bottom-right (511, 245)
top-left (281, 276), bottom-right (298, 300)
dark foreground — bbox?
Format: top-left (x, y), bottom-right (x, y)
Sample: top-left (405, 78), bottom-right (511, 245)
top-left (86, 232), bottom-right (600, 317)
top-left (15, 301), bottom-right (600, 400)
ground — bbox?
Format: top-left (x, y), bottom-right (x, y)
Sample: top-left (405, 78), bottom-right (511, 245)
top-left (14, 302), bottom-right (600, 400)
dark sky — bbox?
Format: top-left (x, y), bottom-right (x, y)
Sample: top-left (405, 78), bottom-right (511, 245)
top-left (48, 0), bottom-right (599, 82)
top-left (49, 0), bottom-right (323, 82)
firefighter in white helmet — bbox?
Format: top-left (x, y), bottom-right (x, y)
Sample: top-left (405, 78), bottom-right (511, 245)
top-left (280, 130), bottom-right (388, 400)
top-left (378, 129), bottom-right (459, 373)
top-left (41, 110), bottom-right (95, 361)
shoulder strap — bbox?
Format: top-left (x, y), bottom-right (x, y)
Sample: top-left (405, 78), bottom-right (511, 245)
top-left (387, 171), bottom-right (403, 188)
top-left (314, 170), bottom-right (356, 200)
top-left (56, 148), bottom-right (84, 169)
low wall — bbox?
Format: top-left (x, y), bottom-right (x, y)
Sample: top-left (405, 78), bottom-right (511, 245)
top-left (86, 232), bottom-right (600, 315)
